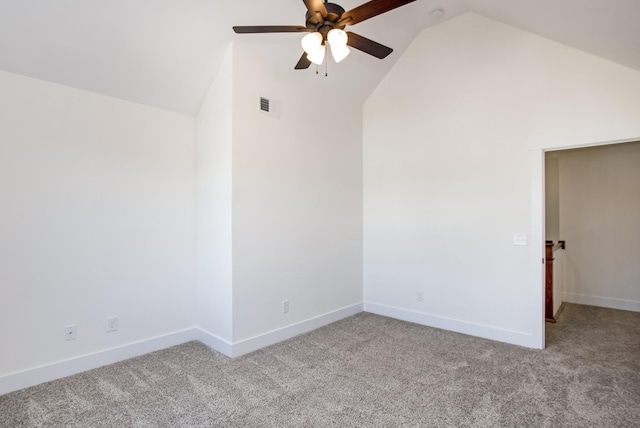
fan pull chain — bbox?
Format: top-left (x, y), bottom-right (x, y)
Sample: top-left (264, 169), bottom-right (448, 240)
top-left (325, 57), bottom-right (328, 77)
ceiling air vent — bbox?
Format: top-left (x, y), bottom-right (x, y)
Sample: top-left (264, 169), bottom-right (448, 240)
top-left (257, 95), bottom-right (280, 118)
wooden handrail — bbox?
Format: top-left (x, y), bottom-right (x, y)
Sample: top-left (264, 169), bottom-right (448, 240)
top-left (547, 240), bottom-right (566, 252)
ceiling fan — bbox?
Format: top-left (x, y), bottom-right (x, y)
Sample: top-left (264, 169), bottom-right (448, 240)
top-left (233, 0), bottom-right (416, 70)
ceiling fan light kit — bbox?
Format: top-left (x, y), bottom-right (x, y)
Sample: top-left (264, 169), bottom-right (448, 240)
top-left (330, 43), bottom-right (351, 63)
top-left (233, 0), bottom-right (417, 71)
top-left (327, 28), bottom-right (348, 46)
top-left (301, 32), bottom-right (323, 54)
top-left (327, 29), bottom-right (350, 63)
top-left (307, 44), bottom-right (327, 65)
top-left (302, 28), bottom-right (350, 65)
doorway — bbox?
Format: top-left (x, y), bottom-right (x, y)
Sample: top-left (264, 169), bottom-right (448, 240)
top-left (545, 142), bottom-right (640, 323)
top-left (529, 127), bottom-right (640, 349)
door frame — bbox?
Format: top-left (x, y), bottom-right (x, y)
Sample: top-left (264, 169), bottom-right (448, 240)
top-left (529, 125), bottom-right (640, 349)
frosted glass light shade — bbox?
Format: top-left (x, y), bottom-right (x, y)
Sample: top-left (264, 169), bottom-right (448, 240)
top-left (307, 44), bottom-right (326, 65)
top-left (301, 32), bottom-right (323, 54)
top-left (327, 29), bottom-right (348, 47)
top-left (327, 29), bottom-right (350, 63)
top-left (330, 44), bottom-right (350, 63)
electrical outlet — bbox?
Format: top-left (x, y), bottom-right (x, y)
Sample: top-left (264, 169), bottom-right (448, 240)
top-left (416, 291), bottom-right (424, 302)
top-left (107, 316), bottom-right (118, 332)
top-left (282, 300), bottom-right (290, 314)
top-left (64, 324), bottom-right (76, 341)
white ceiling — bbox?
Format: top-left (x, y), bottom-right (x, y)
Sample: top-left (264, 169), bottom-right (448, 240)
top-left (1, 0), bottom-right (638, 116)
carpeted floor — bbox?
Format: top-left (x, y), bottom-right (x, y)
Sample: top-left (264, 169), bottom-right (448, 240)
top-left (1, 303), bottom-right (639, 427)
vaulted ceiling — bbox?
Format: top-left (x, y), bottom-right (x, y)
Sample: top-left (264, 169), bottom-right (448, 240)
top-left (1, 0), bottom-right (638, 116)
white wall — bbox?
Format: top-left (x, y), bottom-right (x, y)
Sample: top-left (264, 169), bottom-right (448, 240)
top-left (363, 13), bottom-right (640, 347)
top-left (558, 142), bottom-right (640, 312)
top-left (0, 70), bottom-right (196, 380)
top-left (231, 41), bottom-right (363, 343)
top-left (196, 45), bottom-right (234, 344)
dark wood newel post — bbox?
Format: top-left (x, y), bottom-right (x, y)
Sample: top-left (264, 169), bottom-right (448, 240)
top-left (545, 241), bottom-right (554, 321)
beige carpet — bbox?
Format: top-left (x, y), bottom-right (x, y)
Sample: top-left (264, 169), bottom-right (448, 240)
top-left (1, 303), bottom-right (639, 427)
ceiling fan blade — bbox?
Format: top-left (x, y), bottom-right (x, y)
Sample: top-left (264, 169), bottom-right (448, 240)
top-left (303, 0), bottom-right (328, 18)
top-left (346, 32), bottom-right (393, 59)
top-left (341, 0), bottom-right (416, 26)
top-left (295, 52), bottom-right (312, 70)
top-left (233, 26), bottom-right (310, 34)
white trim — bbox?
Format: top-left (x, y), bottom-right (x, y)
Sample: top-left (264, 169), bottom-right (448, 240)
top-left (195, 328), bottom-right (233, 357)
top-left (0, 328), bottom-right (197, 396)
top-left (527, 125), bottom-right (640, 151)
top-left (229, 303), bottom-right (363, 358)
top-left (364, 302), bottom-right (535, 348)
top-left (0, 305), bottom-right (365, 395)
top-left (563, 293), bottom-right (640, 313)
top-left (530, 149), bottom-right (546, 349)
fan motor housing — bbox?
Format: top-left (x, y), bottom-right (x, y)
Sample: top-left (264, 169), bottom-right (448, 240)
top-left (306, 2), bottom-right (347, 36)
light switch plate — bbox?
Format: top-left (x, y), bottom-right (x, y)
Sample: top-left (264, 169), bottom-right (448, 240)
top-left (513, 233), bottom-right (527, 246)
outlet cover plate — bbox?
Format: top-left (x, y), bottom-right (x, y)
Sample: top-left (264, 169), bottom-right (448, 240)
top-left (107, 316), bottom-right (118, 332)
top-left (64, 324), bottom-right (76, 341)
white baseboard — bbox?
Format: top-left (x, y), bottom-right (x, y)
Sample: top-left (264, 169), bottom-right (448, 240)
top-left (195, 328), bottom-right (233, 357)
top-left (1, 305), bottom-right (365, 396)
top-left (1, 301), bottom-right (543, 396)
top-left (229, 303), bottom-right (363, 358)
top-left (0, 329), bottom-right (197, 396)
top-left (563, 293), bottom-right (640, 312)
top-left (364, 302), bottom-right (537, 349)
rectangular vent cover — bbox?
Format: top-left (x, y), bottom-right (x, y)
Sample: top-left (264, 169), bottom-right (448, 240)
top-left (257, 95), bottom-right (280, 118)
top-left (260, 97), bottom-right (270, 112)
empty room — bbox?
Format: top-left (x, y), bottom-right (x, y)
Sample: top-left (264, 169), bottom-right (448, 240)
top-left (1, 0), bottom-right (639, 426)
